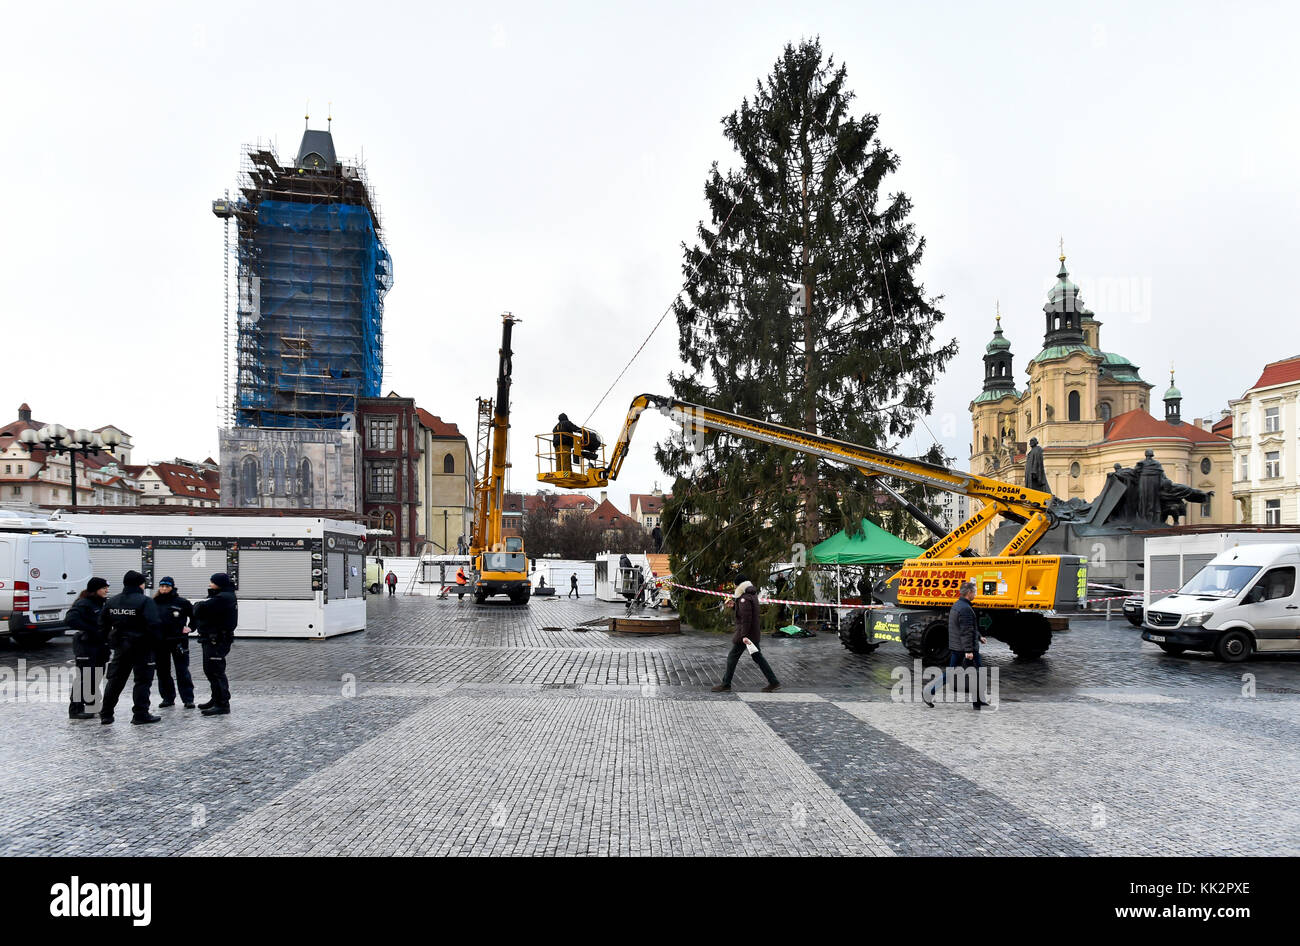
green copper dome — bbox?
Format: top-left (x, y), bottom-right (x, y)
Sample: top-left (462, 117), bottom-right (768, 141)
top-left (986, 315), bottom-right (1011, 353)
top-left (1044, 258), bottom-right (1085, 311)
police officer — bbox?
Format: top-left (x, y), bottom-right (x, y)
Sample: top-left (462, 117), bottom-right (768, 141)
top-left (98, 570), bottom-right (163, 725)
top-left (67, 577), bottom-right (110, 720)
top-left (193, 572), bottom-right (237, 716)
top-left (153, 577), bottom-right (195, 709)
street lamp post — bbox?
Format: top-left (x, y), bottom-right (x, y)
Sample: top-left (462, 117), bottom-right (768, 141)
top-left (17, 426), bottom-right (121, 509)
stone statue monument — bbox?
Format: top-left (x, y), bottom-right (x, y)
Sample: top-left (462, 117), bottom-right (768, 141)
top-left (1135, 449), bottom-right (1164, 524)
top-left (1104, 453), bottom-right (1214, 525)
top-left (1025, 438), bottom-right (1049, 493)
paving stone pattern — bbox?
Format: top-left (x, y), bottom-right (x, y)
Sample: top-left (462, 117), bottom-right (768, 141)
top-left (1, 596), bottom-right (1296, 855)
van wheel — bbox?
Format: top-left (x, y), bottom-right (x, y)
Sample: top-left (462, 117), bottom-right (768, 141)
top-left (10, 630), bottom-right (45, 648)
top-left (370, 583), bottom-right (380, 594)
top-left (1215, 630), bottom-right (1252, 663)
top-left (1157, 643), bottom-right (1187, 656)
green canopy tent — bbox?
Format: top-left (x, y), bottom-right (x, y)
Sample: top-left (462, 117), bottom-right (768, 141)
top-left (808, 519), bottom-right (924, 565)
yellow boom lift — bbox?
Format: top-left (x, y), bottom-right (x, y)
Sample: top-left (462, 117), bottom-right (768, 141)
top-left (538, 394), bottom-right (1088, 661)
top-left (469, 314), bottom-right (531, 605)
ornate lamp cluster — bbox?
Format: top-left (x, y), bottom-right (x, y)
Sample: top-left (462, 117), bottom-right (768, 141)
top-left (16, 425), bottom-right (122, 508)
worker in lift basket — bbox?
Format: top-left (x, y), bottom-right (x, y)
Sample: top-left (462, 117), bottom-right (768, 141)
top-left (553, 414), bottom-right (582, 473)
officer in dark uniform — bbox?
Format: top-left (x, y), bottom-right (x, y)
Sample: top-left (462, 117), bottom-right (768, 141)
top-left (153, 576), bottom-right (195, 709)
top-left (193, 572), bottom-right (238, 716)
top-left (98, 570), bottom-right (163, 725)
top-left (67, 577), bottom-right (110, 719)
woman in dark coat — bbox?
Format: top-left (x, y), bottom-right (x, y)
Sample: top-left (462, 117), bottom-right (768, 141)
top-left (67, 578), bottom-right (110, 719)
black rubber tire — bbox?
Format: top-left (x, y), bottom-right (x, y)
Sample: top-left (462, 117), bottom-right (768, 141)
top-left (370, 583), bottom-right (380, 594)
top-left (1157, 643), bottom-right (1187, 656)
top-left (1008, 612), bottom-right (1052, 661)
top-left (904, 618), bottom-right (949, 665)
top-left (838, 614), bottom-right (879, 655)
top-left (10, 630), bottom-right (46, 648)
top-left (1215, 630), bottom-right (1252, 663)
top-left (1124, 612), bottom-right (1144, 628)
top-left (473, 591), bottom-right (487, 605)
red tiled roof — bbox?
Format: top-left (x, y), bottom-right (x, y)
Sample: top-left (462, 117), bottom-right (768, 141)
top-left (629, 492), bottom-right (670, 515)
top-left (415, 409), bottom-right (464, 438)
top-left (1211, 415), bottom-right (1233, 436)
top-left (591, 498), bottom-right (637, 529)
top-left (1247, 355), bottom-right (1300, 393)
top-left (148, 462), bottom-right (221, 500)
top-left (1103, 409), bottom-right (1228, 445)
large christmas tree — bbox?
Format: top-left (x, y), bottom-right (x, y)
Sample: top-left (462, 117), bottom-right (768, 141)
top-left (656, 39), bottom-right (957, 628)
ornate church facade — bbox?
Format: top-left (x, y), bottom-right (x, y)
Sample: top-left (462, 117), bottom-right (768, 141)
top-left (969, 252), bottom-right (1232, 550)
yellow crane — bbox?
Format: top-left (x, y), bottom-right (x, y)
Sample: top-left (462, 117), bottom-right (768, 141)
top-left (537, 393), bottom-right (1088, 661)
top-left (469, 314), bottom-right (531, 605)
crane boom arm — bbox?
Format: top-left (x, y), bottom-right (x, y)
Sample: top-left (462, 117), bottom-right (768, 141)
top-left (550, 393), bottom-right (1074, 560)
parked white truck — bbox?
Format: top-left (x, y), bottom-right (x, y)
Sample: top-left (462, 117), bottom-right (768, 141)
top-left (0, 509), bottom-right (93, 646)
top-left (1141, 543), bottom-right (1300, 661)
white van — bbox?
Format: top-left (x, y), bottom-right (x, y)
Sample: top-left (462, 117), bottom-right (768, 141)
top-left (1141, 543), bottom-right (1300, 662)
top-left (0, 510), bottom-right (93, 646)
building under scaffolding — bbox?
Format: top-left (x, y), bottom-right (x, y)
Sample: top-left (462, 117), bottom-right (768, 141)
top-left (214, 124), bottom-right (393, 430)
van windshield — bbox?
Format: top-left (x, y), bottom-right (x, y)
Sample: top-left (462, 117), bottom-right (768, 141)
top-left (1178, 564), bottom-right (1261, 598)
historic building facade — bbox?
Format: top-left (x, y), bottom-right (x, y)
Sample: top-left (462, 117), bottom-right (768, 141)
top-left (969, 254), bottom-right (1232, 550)
top-left (356, 394), bottom-right (422, 556)
top-left (1229, 355), bottom-right (1300, 525)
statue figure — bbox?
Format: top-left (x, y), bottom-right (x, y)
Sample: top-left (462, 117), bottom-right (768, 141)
top-left (1025, 438), bottom-right (1049, 493)
top-left (1136, 449), bottom-right (1164, 524)
top-left (1160, 483), bottom-right (1214, 525)
top-left (1106, 462), bottom-right (1139, 521)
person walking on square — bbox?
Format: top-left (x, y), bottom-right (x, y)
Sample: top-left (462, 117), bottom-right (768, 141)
top-left (98, 571), bottom-right (163, 725)
top-left (385, 569), bottom-right (398, 596)
top-left (194, 573), bottom-right (238, 716)
top-left (152, 577), bottom-right (195, 709)
top-left (67, 577), bottom-right (110, 720)
top-left (712, 576), bottom-right (780, 693)
top-left (569, 573), bottom-right (579, 598)
top-left (923, 580), bottom-right (988, 709)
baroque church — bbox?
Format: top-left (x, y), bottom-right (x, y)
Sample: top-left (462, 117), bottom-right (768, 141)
top-left (969, 251), bottom-right (1232, 550)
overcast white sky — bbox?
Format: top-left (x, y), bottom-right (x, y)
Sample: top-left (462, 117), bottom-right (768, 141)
top-left (3, 1), bottom-right (1297, 510)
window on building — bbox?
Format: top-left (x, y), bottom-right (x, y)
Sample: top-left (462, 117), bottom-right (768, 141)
top-left (1265, 451), bottom-right (1281, 479)
top-left (368, 418), bottom-right (396, 451)
top-left (443, 453), bottom-right (455, 474)
top-left (1265, 406), bottom-right (1281, 433)
top-left (1036, 397), bottom-right (1041, 424)
top-left (1201, 498), bottom-right (1212, 518)
top-left (1099, 401), bottom-right (1112, 422)
top-left (1240, 413), bottom-right (1250, 436)
top-left (1200, 457), bottom-right (1212, 475)
top-left (10, 486), bottom-right (19, 496)
top-left (153, 483), bottom-right (159, 490)
top-left (3, 464), bottom-right (8, 473)
top-left (1067, 390), bottom-right (1081, 422)
top-left (1265, 498), bottom-right (1282, 525)
top-left (1240, 455), bottom-right (1249, 481)
top-left (370, 465), bottom-right (395, 496)
top-left (1070, 462), bottom-right (1081, 478)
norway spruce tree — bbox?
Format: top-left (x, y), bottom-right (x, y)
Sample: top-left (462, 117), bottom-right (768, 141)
top-left (655, 39), bottom-right (956, 629)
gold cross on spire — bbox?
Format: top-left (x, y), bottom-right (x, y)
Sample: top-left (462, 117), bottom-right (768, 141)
top-left (1058, 236), bottom-right (1066, 262)
top-left (995, 299), bottom-right (1001, 325)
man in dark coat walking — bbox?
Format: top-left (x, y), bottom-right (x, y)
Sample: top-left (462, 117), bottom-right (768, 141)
top-left (712, 577), bottom-right (781, 693)
top-left (67, 577), bottom-right (110, 719)
top-left (98, 571), bottom-right (163, 725)
top-left (193, 573), bottom-right (238, 716)
top-left (153, 577), bottom-right (195, 709)
top-left (569, 573), bottom-right (579, 598)
top-left (923, 580), bottom-right (988, 709)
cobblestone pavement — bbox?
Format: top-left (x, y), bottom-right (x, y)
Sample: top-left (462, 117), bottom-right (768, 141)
top-left (1, 595), bottom-right (1296, 856)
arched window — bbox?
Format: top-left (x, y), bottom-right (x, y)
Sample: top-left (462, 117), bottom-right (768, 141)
top-left (383, 511), bottom-right (396, 538)
top-left (982, 435), bottom-right (990, 453)
top-left (273, 451), bottom-right (286, 496)
top-left (298, 458), bottom-right (313, 506)
top-left (239, 456), bottom-right (259, 506)
top-left (443, 452), bottom-right (455, 474)
top-left (1099, 401), bottom-right (1112, 422)
top-left (1068, 390), bottom-right (1081, 422)
top-left (1036, 398), bottom-right (1042, 424)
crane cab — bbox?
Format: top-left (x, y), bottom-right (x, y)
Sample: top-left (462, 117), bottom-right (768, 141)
top-left (473, 536), bottom-right (531, 604)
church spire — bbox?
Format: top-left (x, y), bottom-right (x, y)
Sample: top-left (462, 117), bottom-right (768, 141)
top-left (1163, 364), bottom-right (1182, 425)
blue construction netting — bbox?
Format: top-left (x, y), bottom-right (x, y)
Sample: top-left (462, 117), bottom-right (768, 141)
top-left (236, 200), bottom-right (393, 429)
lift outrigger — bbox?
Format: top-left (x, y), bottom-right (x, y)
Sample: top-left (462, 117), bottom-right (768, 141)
top-left (537, 394), bottom-right (1088, 661)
